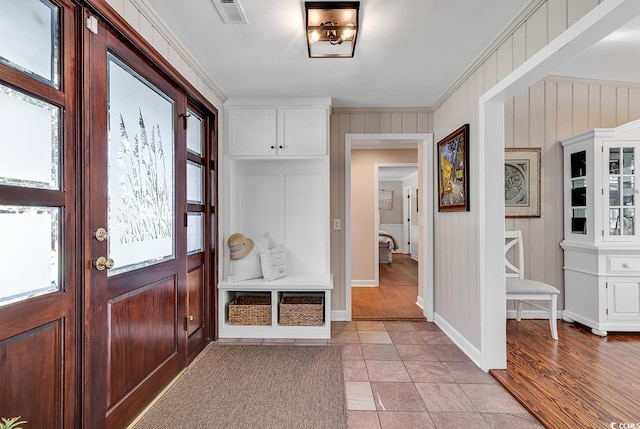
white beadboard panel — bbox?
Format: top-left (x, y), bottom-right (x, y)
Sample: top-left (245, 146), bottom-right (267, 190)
top-left (547, 0), bottom-right (568, 41)
top-left (123, 0), bottom-right (139, 28)
top-left (106, 0), bottom-right (125, 15)
top-left (138, 12), bottom-right (154, 43)
top-left (496, 38), bottom-right (513, 83)
top-left (151, 27), bottom-right (169, 58)
top-left (568, 0), bottom-right (600, 27)
top-left (526, 3), bottom-right (549, 60)
top-left (512, 24), bottom-right (527, 70)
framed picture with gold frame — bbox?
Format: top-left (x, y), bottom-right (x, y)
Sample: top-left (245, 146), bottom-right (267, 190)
top-left (505, 147), bottom-right (541, 217)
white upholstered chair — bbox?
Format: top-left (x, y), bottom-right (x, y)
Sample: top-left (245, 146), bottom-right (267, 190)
top-left (505, 230), bottom-right (560, 340)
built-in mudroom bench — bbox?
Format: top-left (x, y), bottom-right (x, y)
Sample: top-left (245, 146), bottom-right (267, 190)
top-left (219, 98), bottom-right (332, 339)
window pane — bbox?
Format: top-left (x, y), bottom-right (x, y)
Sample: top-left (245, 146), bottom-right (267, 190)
top-left (623, 177), bottom-right (634, 206)
top-left (187, 161), bottom-right (203, 204)
top-left (0, 0), bottom-right (59, 87)
top-left (186, 110), bottom-right (203, 156)
top-left (107, 55), bottom-right (175, 276)
top-left (609, 176), bottom-right (620, 206)
top-left (0, 84), bottom-right (60, 189)
top-left (0, 206), bottom-right (59, 307)
top-left (187, 212), bottom-right (203, 254)
top-left (623, 147), bottom-right (634, 174)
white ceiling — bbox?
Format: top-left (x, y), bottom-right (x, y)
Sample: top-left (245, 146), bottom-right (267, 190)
top-left (142, 0), bottom-right (640, 109)
top-left (144, 0), bottom-right (531, 108)
top-left (555, 14), bottom-right (640, 84)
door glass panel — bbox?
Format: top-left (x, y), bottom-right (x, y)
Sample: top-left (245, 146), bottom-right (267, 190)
top-left (0, 0), bottom-right (59, 88)
top-left (0, 206), bottom-right (59, 306)
top-left (623, 177), bottom-right (634, 206)
top-left (610, 208), bottom-right (621, 235)
top-left (624, 208), bottom-right (635, 235)
top-left (107, 55), bottom-right (175, 276)
top-left (187, 212), bottom-right (203, 254)
top-left (609, 176), bottom-right (620, 206)
top-left (186, 110), bottom-right (203, 156)
top-left (0, 84), bottom-right (60, 189)
top-left (187, 161), bottom-right (203, 204)
top-left (623, 147), bottom-right (634, 174)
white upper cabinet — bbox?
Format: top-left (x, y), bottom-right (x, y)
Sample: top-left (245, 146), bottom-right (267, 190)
top-left (225, 99), bottom-right (330, 157)
top-left (277, 108), bottom-right (327, 156)
top-left (227, 108), bottom-right (277, 156)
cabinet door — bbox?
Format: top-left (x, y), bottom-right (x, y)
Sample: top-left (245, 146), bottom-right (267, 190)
top-left (607, 278), bottom-right (640, 321)
top-left (228, 109), bottom-right (277, 156)
top-left (604, 141), bottom-right (640, 241)
top-left (277, 108), bottom-right (327, 156)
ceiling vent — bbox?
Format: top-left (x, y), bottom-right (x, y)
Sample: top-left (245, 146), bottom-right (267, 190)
top-left (211, 0), bottom-right (248, 24)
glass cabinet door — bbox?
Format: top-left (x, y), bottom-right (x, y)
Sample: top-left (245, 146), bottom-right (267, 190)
top-left (570, 150), bottom-right (587, 234)
top-left (607, 145), bottom-right (637, 239)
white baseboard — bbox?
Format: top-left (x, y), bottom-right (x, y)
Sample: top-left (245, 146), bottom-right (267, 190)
top-left (416, 296), bottom-right (424, 310)
top-left (331, 310), bottom-right (347, 321)
top-left (434, 312), bottom-right (483, 370)
top-left (352, 280), bottom-right (377, 287)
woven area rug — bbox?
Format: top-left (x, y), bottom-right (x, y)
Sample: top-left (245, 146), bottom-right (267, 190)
top-left (133, 344), bottom-right (347, 429)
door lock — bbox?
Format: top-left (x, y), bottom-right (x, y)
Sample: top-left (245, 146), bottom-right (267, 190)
top-left (94, 227), bottom-right (108, 241)
top-left (93, 256), bottom-right (115, 271)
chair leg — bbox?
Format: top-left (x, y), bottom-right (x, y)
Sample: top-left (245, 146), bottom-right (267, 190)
top-left (516, 300), bottom-right (523, 322)
top-left (549, 295), bottom-right (558, 341)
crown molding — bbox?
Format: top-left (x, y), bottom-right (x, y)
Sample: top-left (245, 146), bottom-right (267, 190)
top-left (331, 106), bottom-right (432, 114)
top-left (545, 74), bottom-right (640, 88)
top-left (131, 0), bottom-right (227, 103)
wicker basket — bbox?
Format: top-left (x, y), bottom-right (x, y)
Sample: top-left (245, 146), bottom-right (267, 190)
top-left (279, 295), bottom-right (324, 326)
top-left (228, 295), bottom-right (271, 325)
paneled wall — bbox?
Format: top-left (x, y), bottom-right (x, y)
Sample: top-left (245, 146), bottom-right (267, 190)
top-left (433, 0), bottom-right (601, 349)
top-left (330, 109), bottom-right (432, 315)
top-left (506, 77), bottom-right (640, 310)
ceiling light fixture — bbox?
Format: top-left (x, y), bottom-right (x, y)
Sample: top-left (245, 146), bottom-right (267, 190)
top-left (305, 1), bottom-right (360, 58)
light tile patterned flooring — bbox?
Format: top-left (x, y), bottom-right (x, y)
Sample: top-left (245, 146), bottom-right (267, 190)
top-left (217, 320), bottom-right (543, 429)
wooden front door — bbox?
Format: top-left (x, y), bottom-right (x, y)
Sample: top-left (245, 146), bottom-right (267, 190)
top-left (0, 0), bottom-right (78, 427)
top-left (83, 12), bottom-right (187, 428)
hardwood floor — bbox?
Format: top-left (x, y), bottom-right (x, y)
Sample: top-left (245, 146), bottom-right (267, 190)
top-left (490, 319), bottom-right (640, 429)
top-left (352, 254), bottom-right (425, 320)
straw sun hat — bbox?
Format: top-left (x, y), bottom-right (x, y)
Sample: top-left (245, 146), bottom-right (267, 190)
top-left (228, 233), bottom-right (254, 260)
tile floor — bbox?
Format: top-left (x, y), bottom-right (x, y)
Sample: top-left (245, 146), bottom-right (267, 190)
top-left (217, 320), bottom-right (544, 429)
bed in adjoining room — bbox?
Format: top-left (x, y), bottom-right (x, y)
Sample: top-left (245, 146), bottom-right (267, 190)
top-left (378, 231), bottom-right (399, 264)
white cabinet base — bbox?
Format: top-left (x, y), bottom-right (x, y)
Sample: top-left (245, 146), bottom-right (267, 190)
top-left (218, 276), bottom-right (333, 339)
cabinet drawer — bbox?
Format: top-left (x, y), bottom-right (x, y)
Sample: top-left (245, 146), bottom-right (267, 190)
top-left (607, 256), bottom-right (640, 273)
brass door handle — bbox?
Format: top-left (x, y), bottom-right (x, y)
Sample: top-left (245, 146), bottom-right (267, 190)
top-left (94, 256), bottom-right (115, 271)
top-left (187, 315), bottom-right (195, 321)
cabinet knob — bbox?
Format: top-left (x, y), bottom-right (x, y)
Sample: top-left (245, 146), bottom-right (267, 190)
top-left (279, 145), bottom-right (283, 149)
top-left (270, 145), bottom-right (275, 149)
top-left (622, 263), bottom-right (630, 268)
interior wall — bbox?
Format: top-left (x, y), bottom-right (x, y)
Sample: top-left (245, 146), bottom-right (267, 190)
top-left (432, 0), bottom-right (600, 350)
top-left (330, 109), bottom-right (432, 314)
top-left (351, 150), bottom-right (418, 284)
top-left (506, 76), bottom-right (640, 311)
top-left (379, 181), bottom-right (404, 225)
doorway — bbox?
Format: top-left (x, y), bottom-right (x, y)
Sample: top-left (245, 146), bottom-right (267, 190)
top-left (352, 163), bottom-right (421, 319)
top-left (344, 133), bottom-right (434, 322)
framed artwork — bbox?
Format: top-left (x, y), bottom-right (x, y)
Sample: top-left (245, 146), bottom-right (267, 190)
top-left (505, 148), bottom-right (541, 217)
top-left (437, 124), bottom-right (469, 212)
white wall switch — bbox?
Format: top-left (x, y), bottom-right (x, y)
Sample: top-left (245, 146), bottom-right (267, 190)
top-left (333, 219), bottom-right (341, 231)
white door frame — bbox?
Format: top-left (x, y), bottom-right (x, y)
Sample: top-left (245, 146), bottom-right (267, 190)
top-left (345, 133), bottom-right (434, 321)
top-left (403, 184), bottom-right (412, 255)
top-left (479, 0), bottom-right (640, 370)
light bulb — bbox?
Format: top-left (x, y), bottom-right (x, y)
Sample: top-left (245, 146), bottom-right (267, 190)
top-left (341, 23), bottom-right (355, 40)
top-left (308, 30), bottom-right (320, 44)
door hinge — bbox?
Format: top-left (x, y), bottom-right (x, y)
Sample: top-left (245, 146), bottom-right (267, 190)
top-left (181, 113), bottom-right (191, 130)
top-left (86, 16), bottom-right (98, 34)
